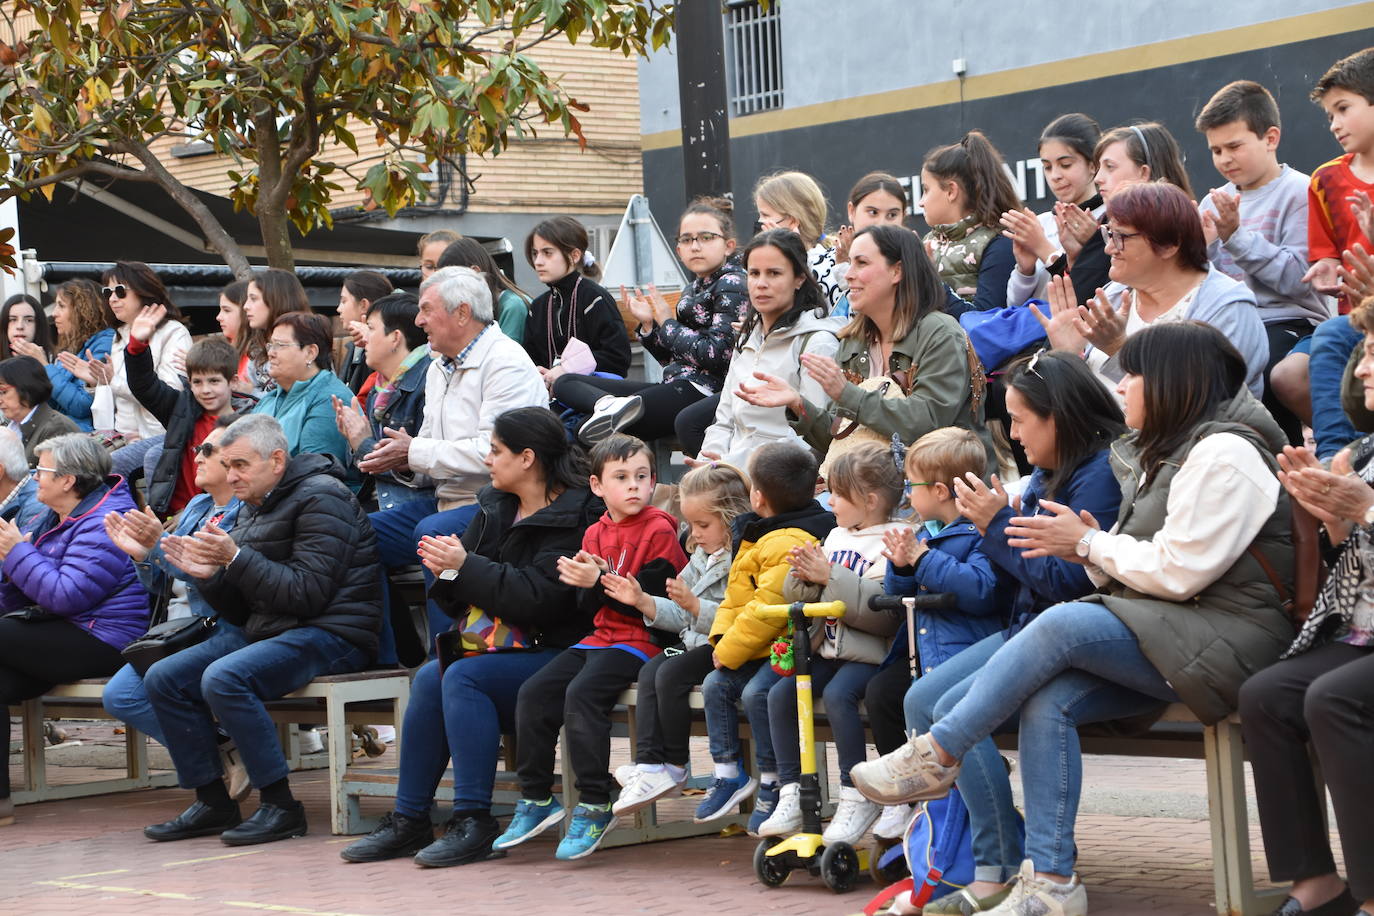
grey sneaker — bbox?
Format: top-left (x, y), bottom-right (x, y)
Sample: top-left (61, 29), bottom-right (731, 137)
top-left (982, 860), bottom-right (1087, 916)
top-left (849, 733), bottom-right (960, 805)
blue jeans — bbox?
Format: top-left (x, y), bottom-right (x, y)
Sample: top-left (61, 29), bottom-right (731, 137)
top-left (1310, 314), bottom-right (1363, 459)
top-left (395, 650), bottom-right (558, 818)
top-left (929, 602), bottom-right (1177, 876)
top-left (702, 659), bottom-right (777, 772)
top-left (769, 658), bottom-right (877, 786)
top-left (905, 632), bottom-right (1022, 883)
top-left (144, 625), bottom-right (368, 790)
top-left (111, 434), bottom-right (164, 481)
top-left (369, 499), bottom-right (478, 662)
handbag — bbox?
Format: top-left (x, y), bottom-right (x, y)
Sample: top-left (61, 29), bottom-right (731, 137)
top-left (436, 606), bottom-right (532, 670)
top-left (121, 615), bottom-right (218, 675)
top-left (959, 301), bottom-right (1049, 372)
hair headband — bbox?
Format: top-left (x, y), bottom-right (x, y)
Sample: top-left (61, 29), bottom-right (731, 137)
top-left (1129, 125), bottom-right (1154, 174)
top-left (890, 433), bottom-right (907, 473)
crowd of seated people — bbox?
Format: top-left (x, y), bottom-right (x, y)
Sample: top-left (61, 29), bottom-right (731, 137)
top-left (5, 44), bottom-right (1374, 916)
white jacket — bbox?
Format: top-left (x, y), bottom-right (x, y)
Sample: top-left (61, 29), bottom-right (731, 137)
top-left (107, 320), bottom-right (193, 438)
top-left (699, 311), bottom-right (841, 466)
top-left (407, 325), bottom-right (547, 509)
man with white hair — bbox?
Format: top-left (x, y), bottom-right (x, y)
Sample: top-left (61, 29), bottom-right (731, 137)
top-left (358, 266), bottom-right (545, 654)
top-left (0, 428), bottom-right (43, 529)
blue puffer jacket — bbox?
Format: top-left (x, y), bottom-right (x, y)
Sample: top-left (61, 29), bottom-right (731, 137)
top-left (881, 516), bottom-right (1009, 674)
top-left (46, 328), bottom-right (116, 432)
top-left (979, 448), bottom-right (1123, 639)
top-left (0, 475), bottom-right (150, 650)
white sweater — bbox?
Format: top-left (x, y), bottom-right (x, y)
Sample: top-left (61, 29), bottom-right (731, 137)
top-left (107, 320), bottom-right (193, 438)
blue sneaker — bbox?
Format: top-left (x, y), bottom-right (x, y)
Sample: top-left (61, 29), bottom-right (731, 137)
top-left (692, 772), bottom-right (758, 823)
top-left (554, 804), bottom-right (619, 860)
top-left (747, 781), bottom-right (781, 837)
top-left (493, 797), bottom-right (565, 849)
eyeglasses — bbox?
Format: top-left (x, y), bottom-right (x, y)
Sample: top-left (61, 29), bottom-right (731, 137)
top-left (676, 231), bottom-right (724, 247)
top-left (193, 442), bottom-right (218, 458)
top-left (101, 284), bottom-right (128, 300)
top-left (35, 466), bottom-right (60, 476)
top-left (264, 340), bottom-right (301, 353)
top-left (1026, 348), bottom-right (1047, 379)
top-left (1099, 226), bottom-right (1143, 248)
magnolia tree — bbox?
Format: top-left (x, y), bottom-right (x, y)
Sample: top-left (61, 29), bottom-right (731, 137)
top-left (0, 0), bottom-right (674, 273)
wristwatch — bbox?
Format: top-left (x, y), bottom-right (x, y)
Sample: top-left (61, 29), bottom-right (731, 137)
top-left (438, 568), bottom-right (460, 581)
top-left (1075, 529), bottom-right (1098, 558)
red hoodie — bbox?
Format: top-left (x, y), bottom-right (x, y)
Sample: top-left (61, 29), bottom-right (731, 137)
top-left (574, 504), bottom-right (687, 659)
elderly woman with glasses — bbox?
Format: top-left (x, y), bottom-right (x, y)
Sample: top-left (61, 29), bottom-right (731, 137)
top-left (0, 433), bottom-right (149, 826)
top-left (250, 311), bottom-right (354, 470)
top-left (1033, 181), bottom-right (1269, 402)
top-left (0, 356), bottom-right (80, 466)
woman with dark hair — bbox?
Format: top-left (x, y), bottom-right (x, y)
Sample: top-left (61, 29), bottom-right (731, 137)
top-left (1036, 180), bottom-right (1269, 399)
top-left (438, 237), bottom-right (530, 344)
top-left (339, 406), bottom-right (601, 867)
top-left (0, 356), bottom-right (80, 464)
top-left (739, 224), bottom-right (986, 461)
top-left (864, 348), bottom-right (1127, 909)
top-left (693, 228), bottom-right (839, 467)
top-left (241, 268), bottom-right (312, 394)
top-left (45, 279), bottom-right (118, 431)
top-left (1, 294), bottom-right (55, 363)
top-left (333, 291), bottom-right (433, 510)
top-left (337, 270), bottom-right (394, 393)
top-left (250, 312), bottom-right (354, 466)
top-left (853, 321), bottom-right (1294, 914)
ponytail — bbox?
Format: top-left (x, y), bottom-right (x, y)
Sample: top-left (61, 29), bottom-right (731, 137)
top-left (923, 130), bottom-right (1023, 228)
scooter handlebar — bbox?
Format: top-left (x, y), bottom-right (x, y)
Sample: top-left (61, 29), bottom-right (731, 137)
top-left (753, 600), bottom-right (846, 622)
top-left (868, 593), bottom-right (959, 616)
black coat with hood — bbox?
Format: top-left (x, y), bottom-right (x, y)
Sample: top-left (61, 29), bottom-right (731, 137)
top-left (197, 453), bottom-right (383, 657)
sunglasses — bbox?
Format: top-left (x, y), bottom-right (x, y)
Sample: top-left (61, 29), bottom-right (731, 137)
top-left (101, 284), bottom-right (128, 300)
top-left (193, 442), bottom-right (218, 458)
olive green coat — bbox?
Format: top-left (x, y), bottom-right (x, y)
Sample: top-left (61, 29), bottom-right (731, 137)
top-left (1088, 389), bottom-right (1295, 725)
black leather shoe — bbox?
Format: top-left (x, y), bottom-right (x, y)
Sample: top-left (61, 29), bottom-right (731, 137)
top-left (340, 811), bottom-right (435, 863)
top-left (220, 802), bottom-right (308, 846)
top-left (414, 813), bottom-right (505, 868)
top-left (145, 801), bottom-right (242, 841)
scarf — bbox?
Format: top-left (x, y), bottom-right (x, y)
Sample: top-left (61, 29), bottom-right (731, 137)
top-left (371, 346), bottom-right (429, 419)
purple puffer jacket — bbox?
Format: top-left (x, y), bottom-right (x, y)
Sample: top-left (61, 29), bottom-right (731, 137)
top-left (0, 475), bottom-right (150, 650)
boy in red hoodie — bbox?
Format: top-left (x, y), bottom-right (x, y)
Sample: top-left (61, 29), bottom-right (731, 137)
top-left (496, 434), bottom-right (686, 861)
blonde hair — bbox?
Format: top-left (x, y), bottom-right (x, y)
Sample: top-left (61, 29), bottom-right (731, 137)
top-left (905, 427), bottom-right (987, 490)
top-left (827, 441), bottom-right (905, 520)
top-left (678, 461), bottom-right (751, 550)
top-left (754, 171), bottom-right (828, 249)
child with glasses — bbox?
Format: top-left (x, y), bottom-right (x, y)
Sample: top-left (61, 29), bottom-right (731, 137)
top-left (552, 198), bottom-right (747, 447)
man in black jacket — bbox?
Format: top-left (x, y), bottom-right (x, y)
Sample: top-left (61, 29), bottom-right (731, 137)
top-left (142, 414), bottom-right (383, 846)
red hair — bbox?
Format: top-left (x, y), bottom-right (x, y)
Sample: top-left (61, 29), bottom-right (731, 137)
top-left (1105, 182), bottom-right (1208, 272)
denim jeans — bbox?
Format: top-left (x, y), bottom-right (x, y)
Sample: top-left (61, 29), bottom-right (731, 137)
top-left (1310, 314), bottom-right (1363, 459)
top-left (144, 624), bottom-right (368, 790)
top-left (394, 650), bottom-right (558, 818)
top-left (701, 659), bottom-right (777, 772)
top-left (929, 602), bottom-right (1177, 876)
top-left (111, 433), bottom-right (164, 481)
top-left (768, 658), bottom-right (877, 787)
top-left (905, 632), bottom-right (1021, 883)
top-left (369, 499), bottom-right (478, 662)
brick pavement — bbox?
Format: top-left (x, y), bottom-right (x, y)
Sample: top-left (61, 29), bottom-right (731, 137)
top-left (4, 722), bottom-right (1344, 916)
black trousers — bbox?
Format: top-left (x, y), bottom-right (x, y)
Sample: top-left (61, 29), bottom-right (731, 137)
top-left (1263, 318), bottom-right (1313, 447)
top-left (634, 644), bottom-right (716, 766)
top-left (514, 646), bottom-right (645, 806)
top-left (1239, 640), bottom-right (1374, 899)
top-left (551, 375), bottom-right (705, 443)
top-left (0, 617), bottom-right (127, 797)
top-left (865, 661), bottom-right (914, 755)
top-left (675, 393), bottom-right (720, 458)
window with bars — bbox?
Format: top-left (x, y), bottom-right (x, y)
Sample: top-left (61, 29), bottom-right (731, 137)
top-left (725, 1), bottom-right (783, 117)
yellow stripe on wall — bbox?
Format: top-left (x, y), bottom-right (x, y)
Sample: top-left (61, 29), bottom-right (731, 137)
top-left (641, 3), bottom-right (1374, 151)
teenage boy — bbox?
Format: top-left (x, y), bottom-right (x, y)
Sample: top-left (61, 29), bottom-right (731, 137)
top-left (1195, 79), bottom-right (1333, 445)
top-left (691, 442), bottom-right (835, 835)
top-left (494, 434), bottom-right (687, 861)
top-left (125, 303), bottom-right (253, 517)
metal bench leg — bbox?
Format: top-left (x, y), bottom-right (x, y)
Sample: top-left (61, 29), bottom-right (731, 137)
top-left (325, 690), bottom-right (349, 835)
top-left (1204, 719), bottom-right (1286, 916)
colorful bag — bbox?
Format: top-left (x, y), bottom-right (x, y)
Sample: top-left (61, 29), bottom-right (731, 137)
top-left (436, 606), bottom-right (531, 670)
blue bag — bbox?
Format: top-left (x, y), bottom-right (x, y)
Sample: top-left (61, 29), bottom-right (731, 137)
top-left (959, 300), bottom-right (1048, 372)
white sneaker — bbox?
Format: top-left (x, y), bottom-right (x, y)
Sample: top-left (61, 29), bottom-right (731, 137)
top-left (849, 733), bottom-right (960, 805)
top-left (983, 860), bottom-right (1088, 916)
top-left (756, 782), bottom-right (802, 837)
top-left (872, 803), bottom-right (914, 840)
top-left (298, 727), bottom-right (325, 755)
top-left (614, 764), bottom-right (640, 788)
top-left (612, 767), bottom-right (686, 816)
top-left (822, 786), bottom-right (882, 845)
top-left (577, 395), bottom-right (644, 445)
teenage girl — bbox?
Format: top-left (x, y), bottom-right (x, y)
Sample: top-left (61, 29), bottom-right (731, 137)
top-left (0, 294), bottom-right (54, 362)
top-left (241, 268), bottom-right (313, 394)
top-left (833, 172), bottom-right (910, 317)
top-left (1000, 114), bottom-right (1111, 308)
top-left (606, 462), bottom-right (752, 816)
top-left (45, 279), bottom-right (117, 432)
top-left (757, 441), bottom-right (907, 845)
top-left (436, 236), bottom-right (531, 344)
top-left (920, 131), bottom-right (1024, 315)
top-left (337, 270), bottom-right (394, 394)
top-left (754, 171), bottom-right (844, 310)
top-left (215, 280), bottom-right (253, 391)
top-left (524, 215), bottom-right (632, 388)
top-left (553, 197), bottom-right (747, 445)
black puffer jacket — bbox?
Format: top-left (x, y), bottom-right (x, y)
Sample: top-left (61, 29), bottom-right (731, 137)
top-left (428, 483), bottom-right (602, 650)
top-left (524, 271), bottom-right (632, 378)
top-left (199, 453), bottom-right (383, 656)
top-left (125, 341), bottom-right (257, 516)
